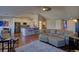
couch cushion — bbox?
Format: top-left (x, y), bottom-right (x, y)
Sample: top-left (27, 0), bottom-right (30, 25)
top-left (45, 29), bottom-right (50, 33)
top-left (50, 29), bottom-right (56, 34)
top-left (57, 35), bottom-right (64, 39)
top-left (48, 36), bottom-right (64, 41)
top-left (48, 34), bottom-right (64, 39)
top-left (64, 31), bottom-right (75, 36)
top-left (56, 30), bottom-right (64, 35)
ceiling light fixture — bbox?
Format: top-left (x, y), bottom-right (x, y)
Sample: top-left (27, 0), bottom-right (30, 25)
top-left (73, 19), bottom-right (77, 22)
top-left (42, 7), bottom-right (51, 11)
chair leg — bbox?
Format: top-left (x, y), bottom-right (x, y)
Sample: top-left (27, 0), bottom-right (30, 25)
top-left (8, 41), bottom-right (10, 52)
top-left (2, 42), bottom-right (4, 52)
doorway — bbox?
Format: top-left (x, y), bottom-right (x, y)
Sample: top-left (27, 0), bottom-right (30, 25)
top-left (14, 22), bottom-right (21, 33)
top-left (38, 16), bottom-right (47, 33)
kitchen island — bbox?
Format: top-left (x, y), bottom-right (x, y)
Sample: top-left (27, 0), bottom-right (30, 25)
top-left (21, 27), bottom-right (39, 44)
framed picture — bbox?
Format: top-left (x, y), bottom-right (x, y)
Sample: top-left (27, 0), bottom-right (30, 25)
top-left (0, 21), bottom-right (4, 26)
top-left (64, 20), bottom-right (67, 30)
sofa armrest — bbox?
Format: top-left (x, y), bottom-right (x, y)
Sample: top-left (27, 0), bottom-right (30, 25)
top-left (39, 33), bottom-right (48, 42)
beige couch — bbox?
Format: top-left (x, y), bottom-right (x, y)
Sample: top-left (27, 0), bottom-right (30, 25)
top-left (39, 29), bottom-right (75, 47)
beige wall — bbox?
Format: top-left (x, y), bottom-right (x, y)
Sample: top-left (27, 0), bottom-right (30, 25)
top-left (47, 19), bottom-right (63, 29)
top-left (55, 20), bottom-right (63, 29)
top-left (67, 20), bottom-right (76, 32)
top-left (47, 19), bottom-right (56, 29)
top-left (47, 19), bottom-right (76, 32)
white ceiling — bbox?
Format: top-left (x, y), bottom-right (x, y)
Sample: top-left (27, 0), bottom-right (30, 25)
top-left (0, 6), bottom-right (41, 16)
top-left (0, 6), bottom-right (79, 19)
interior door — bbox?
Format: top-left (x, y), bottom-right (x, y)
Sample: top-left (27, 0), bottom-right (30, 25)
top-left (14, 22), bottom-right (21, 33)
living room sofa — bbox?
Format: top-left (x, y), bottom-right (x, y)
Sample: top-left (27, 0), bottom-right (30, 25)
top-left (39, 29), bottom-right (75, 47)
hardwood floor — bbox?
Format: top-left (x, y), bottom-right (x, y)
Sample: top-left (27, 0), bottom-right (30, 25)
top-left (15, 33), bottom-right (39, 48)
